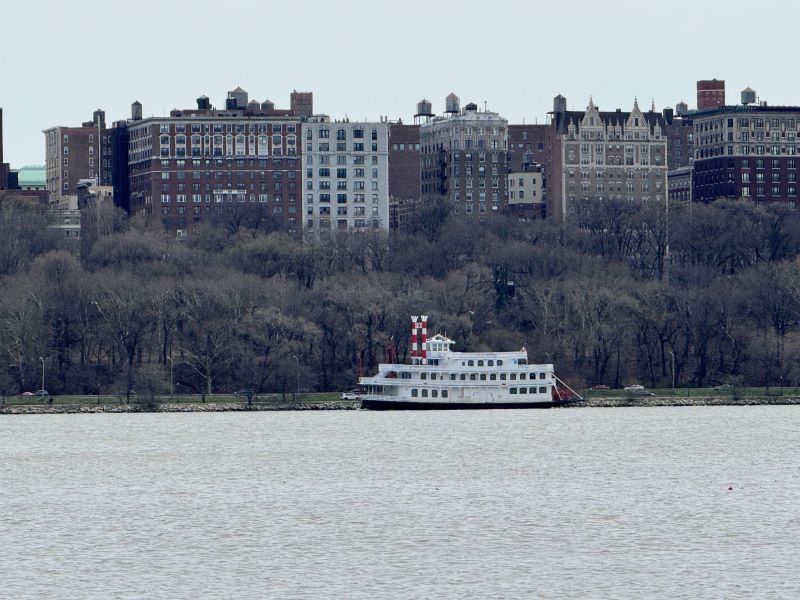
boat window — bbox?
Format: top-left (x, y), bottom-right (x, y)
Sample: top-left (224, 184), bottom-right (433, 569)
top-left (401, 372), bottom-right (411, 379)
top-left (411, 389), bottom-right (418, 397)
top-left (421, 389), bottom-right (428, 398)
top-left (497, 360), bottom-right (503, 366)
top-left (431, 373), bottom-right (437, 380)
top-left (477, 360), bottom-right (484, 366)
top-left (479, 374), bottom-right (486, 381)
top-left (462, 361), bottom-right (465, 366)
top-left (518, 358), bottom-right (527, 365)
top-left (468, 360), bottom-right (474, 366)
top-left (460, 374), bottom-right (466, 380)
top-left (540, 372), bottom-right (546, 379)
top-left (490, 374), bottom-right (497, 381)
top-left (431, 390), bottom-right (438, 398)
top-left (420, 373), bottom-right (427, 380)
top-left (539, 387), bottom-right (547, 394)
top-left (510, 373), bottom-right (517, 380)
top-left (487, 360), bottom-right (494, 366)
top-left (442, 390), bottom-right (448, 398)
top-left (500, 374), bottom-right (507, 381)
top-left (450, 374), bottom-right (456, 381)
top-left (510, 388), bottom-right (517, 394)
top-left (519, 387), bottom-right (527, 394)
top-left (469, 374), bottom-right (477, 381)
top-left (520, 373), bottom-right (527, 380)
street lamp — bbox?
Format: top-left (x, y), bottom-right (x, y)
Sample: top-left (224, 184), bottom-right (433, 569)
top-left (39, 356), bottom-right (45, 394)
top-left (668, 350), bottom-right (675, 392)
top-left (292, 355), bottom-right (300, 400)
top-left (167, 356), bottom-right (174, 400)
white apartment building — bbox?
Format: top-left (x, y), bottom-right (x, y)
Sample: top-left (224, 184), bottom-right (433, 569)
top-left (302, 116), bottom-right (390, 233)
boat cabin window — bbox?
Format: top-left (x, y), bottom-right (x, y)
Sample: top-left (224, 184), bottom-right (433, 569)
top-left (519, 387), bottom-right (527, 394)
top-left (460, 374), bottom-right (466, 380)
top-left (500, 374), bottom-right (507, 381)
top-left (487, 360), bottom-right (494, 366)
top-left (431, 373), bottom-right (437, 380)
top-left (411, 389), bottom-right (418, 397)
top-left (479, 374), bottom-right (487, 381)
top-left (520, 373), bottom-right (526, 380)
top-left (510, 373), bottom-right (517, 380)
top-left (429, 359), bottom-right (439, 365)
top-left (497, 360), bottom-right (503, 366)
top-left (462, 361), bottom-right (466, 366)
top-left (490, 374), bottom-right (497, 381)
top-left (539, 372), bottom-right (546, 379)
top-left (539, 386), bottom-right (547, 394)
top-left (431, 390), bottom-right (438, 398)
top-left (421, 389), bottom-right (428, 398)
top-left (510, 388), bottom-right (517, 394)
top-left (400, 372), bottom-right (411, 379)
top-left (420, 373), bottom-right (427, 380)
top-left (477, 360), bottom-right (484, 366)
top-left (468, 360), bottom-right (474, 366)
top-left (518, 358), bottom-right (527, 365)
top-left (442, 390), bottom-right (448, 398)
top-left (450, 374), bottom-right (456, 381)
top-left (469, 374), bottom-right (477, 381)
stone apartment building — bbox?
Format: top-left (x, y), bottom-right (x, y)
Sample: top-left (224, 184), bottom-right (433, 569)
top-left (44, 110), bottom-right (111, 203)
top-left (302, 116), bottom-right (390, 234)
top-left (549, 96), bottom-right (668, 221)
top-left (420, 94), bottom-right (509, 218)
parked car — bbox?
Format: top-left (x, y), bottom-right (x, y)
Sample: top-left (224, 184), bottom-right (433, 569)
top-left (341, 390), bottom-right (363, 400)
top-left (624, 384), bottom-right (645, 391)
top-left (34, 390), bottom-right (49, 397)
top-left (633, 390), bottom-right (656, 396)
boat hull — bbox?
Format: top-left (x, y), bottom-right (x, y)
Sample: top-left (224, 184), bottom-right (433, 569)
top-left (360, 398), bottom-right (556, 410)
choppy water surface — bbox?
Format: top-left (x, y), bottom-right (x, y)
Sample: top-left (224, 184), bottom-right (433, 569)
top-left (2, 407), bottom-right (799, 599)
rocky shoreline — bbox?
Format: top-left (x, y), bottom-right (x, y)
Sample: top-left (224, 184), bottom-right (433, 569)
top-left (0, 400), bottom-right (359, 415)
top-left (560, 396), bottom-right (800, 408)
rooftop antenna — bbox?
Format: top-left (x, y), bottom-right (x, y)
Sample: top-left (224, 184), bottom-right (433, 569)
top-left (484, 100), bottom-right (487, 112)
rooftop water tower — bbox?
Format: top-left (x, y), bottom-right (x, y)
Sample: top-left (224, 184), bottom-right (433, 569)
top-left (445, 93), bottom-right (460, 115)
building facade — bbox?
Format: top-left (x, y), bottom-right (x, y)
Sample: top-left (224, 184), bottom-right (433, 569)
top-left (420, 95), bottom-right (509, 218)
top-left (44, 110), bottom-right (111, 203)
top-left (691, 103), bottom-right (800, 203)
top-left (697, 79), bottom-right (726, 110)
top-left (0, 108), bottom-right (7, 190)
top-left (550, 97), bottom-right (668, 220)
top-left (387, 122), bottom-right (421, 229)
top-left (302, 116), bottom-right (390, 233)
top-left (117, 89), bottom-right (311, 237)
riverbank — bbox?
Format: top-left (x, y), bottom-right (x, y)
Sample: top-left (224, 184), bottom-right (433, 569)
top-left (3, 395), bottom-right (800, 414)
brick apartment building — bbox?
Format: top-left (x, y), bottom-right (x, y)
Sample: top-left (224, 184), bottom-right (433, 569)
top-left (114, 89), bottom-right (313, 237)
top-left (0, 108), bottom-right (8, 190)
top-left (44, 110), bottom-right (111, 203)
top-left (697, 79), bottom-right (726, 110)
top-left (691, 99), bottom-right (800, 203)
top-left (388, 120), bottom-right (420, 229)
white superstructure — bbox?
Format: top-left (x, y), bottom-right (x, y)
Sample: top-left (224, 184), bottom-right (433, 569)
top-left (359, 316), bottom-right (563, 410)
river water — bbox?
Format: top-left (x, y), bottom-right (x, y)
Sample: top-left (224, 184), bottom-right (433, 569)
top-left (2, 407), bottom-right (798, 599)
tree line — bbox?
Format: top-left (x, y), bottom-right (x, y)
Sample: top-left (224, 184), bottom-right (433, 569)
top-left (2, 196), bottom-right (800, 396)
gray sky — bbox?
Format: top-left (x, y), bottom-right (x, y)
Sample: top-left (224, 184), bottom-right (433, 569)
top-left (1, 0), bottom-right (797, 166)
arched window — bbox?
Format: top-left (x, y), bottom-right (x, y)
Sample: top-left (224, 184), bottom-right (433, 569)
top-left (411, 389), bottom-right (418, 397)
